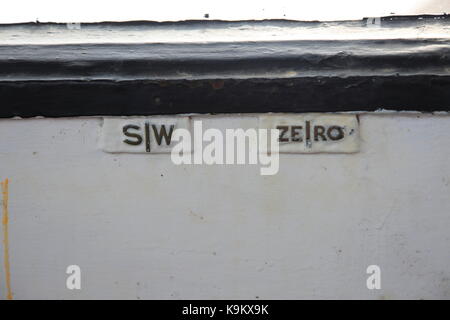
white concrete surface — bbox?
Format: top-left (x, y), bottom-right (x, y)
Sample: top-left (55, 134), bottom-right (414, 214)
top-left (0, 113), bottom-right (449, 299)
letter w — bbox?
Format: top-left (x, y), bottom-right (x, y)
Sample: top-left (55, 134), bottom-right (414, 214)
top-left (152, 125), bottom-right (174, 145)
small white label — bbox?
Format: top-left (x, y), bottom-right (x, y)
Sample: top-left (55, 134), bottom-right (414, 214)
top-left (100, 117), bottom-right (190, 153)
top-left (259, 114), bottom-right (359, 153)
top-left (100, 114), bottom-right (360, 154)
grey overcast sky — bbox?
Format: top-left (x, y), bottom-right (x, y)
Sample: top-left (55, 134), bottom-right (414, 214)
top-left (0, 0), bottom-right (449, 23)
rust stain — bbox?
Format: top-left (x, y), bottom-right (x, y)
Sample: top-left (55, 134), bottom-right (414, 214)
top-left (210, 80), bottom-right (225, 90)
top-left (1, 179), bottom-right (12, 300)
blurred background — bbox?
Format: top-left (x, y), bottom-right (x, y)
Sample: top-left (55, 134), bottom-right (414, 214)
top-left (0, 0), bottom-right (449, 23)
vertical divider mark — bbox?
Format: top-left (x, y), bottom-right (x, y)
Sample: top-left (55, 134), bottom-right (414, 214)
top-left (145, 122), bottom-right (151, 153)
top-left (305, 120), bottom-right (311, 148)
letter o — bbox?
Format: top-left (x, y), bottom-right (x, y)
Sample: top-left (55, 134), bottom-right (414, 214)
top-left (327, 126), bottom-right (344, 141)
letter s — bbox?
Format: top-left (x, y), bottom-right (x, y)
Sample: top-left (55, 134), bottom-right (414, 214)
top-left (123, 124), bottom-right (142, 145)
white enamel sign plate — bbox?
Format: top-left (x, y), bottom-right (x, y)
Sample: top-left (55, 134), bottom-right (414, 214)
top-left (100, 114), bottom-right (360, 154)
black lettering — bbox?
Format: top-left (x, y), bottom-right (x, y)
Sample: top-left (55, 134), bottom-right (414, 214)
top-left (276, 125), bottom-right (289, 142)
top-left (122, 124), bottom-right (142, 145)
top-left (291, 126), bottom-right (303, 142)
top-left (327, 126), bottom-right (345, 141)
top-left (314, 125), bottom-right (327, 141)
top-left (152, 124), bottom-right (174, 145)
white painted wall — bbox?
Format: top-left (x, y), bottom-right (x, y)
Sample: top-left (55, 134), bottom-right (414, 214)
top-left (0, 113), bottom-right (450, 299)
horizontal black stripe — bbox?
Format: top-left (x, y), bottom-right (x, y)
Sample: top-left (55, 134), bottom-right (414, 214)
top-left (1, 76), bottom-right (449, 118)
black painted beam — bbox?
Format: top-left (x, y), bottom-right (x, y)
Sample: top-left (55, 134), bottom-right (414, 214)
top-left (1, 76), bottom-right (448, 118)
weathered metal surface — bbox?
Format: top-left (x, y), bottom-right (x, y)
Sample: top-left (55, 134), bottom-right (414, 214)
top-left (1, 39), bottom-right (448, 80)
top-left (0, 18), bottom-right (448, 117)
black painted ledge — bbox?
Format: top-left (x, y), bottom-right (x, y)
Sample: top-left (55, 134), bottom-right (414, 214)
top-left (0, 18), bottom-right (449, 117)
